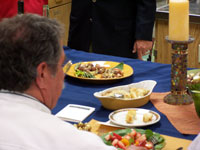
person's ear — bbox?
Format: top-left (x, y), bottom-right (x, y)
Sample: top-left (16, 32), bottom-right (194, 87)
top-left (35, 62), bottom-right (49, 89)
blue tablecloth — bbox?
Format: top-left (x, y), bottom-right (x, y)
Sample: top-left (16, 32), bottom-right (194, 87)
top-left (52, 47), bottom-right (197, 140)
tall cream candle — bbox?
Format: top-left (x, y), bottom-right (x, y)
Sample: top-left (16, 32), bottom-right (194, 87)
top-left (169, 0), bottom-right (189, 41)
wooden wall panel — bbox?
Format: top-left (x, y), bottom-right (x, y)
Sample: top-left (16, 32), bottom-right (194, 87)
top-left (48, 0), bottom-right (71, 8)
top-left (49, 1), bottom-right (71, 46)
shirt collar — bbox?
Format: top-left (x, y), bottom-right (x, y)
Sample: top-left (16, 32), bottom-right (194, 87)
top-left (0, 90), bottom-right (51, 114)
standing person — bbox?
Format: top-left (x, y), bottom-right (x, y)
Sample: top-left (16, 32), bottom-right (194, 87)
top-left (0, 14), bottom-right (116, 150)
top-left (68, 0), bottom-right (156, 60)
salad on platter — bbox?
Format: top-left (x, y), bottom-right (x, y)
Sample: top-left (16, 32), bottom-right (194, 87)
top-left (101, 128), bottom-right (165, 150)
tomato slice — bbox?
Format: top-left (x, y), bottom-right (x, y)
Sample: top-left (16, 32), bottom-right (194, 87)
top-left (113, 133), bottom-right (122, 140)
top-left (145, 141), bottom-right (154, 149)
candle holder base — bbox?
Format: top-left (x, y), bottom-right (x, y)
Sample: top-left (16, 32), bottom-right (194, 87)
top-left (164, 92), bottom-right (193, 105)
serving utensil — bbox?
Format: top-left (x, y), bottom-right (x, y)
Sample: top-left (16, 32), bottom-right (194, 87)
top-left (149, 136), bottom-right (159, 145)
top-left (64, 60), bottom-right (72, 73)
top-left (112, 93), bottom-right (124, 98)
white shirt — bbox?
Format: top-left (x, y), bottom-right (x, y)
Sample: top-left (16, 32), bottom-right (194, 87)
top-left (0, 92), bottom-right (116, 150)
top-left (188, 133), bottom-right (200, 150)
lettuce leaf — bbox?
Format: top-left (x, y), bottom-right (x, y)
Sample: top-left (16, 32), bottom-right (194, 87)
top-left (113, 62), bottom-right (124, 70)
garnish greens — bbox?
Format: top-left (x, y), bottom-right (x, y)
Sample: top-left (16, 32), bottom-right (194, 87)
top-left (187, 83), bottom-right (200, 91)
top-left (113, 62), bottom-right (124, 70)
top-left (75, 69), bottom-right (95, 78)
top-left (74, 63), bottom-right (95, 78)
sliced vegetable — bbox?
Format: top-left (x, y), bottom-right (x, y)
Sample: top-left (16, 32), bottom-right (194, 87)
top-left (129, 129), bottom-right (137, 138)
top-left (135, 134), bottom-right (147, 146)
top-left (145, 141), bottom-right (154, 149)
top-left (117, 141), bottom-right (126, 150)
top-left (112, 139), bottom-right (119, 146)
top-left (113, 133), bottom-right (122, 140)
top-left (120, 138), bottom-right (130, 146)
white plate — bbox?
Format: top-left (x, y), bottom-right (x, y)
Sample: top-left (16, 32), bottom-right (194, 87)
top-left (109, 108), bottom-right (160, 127)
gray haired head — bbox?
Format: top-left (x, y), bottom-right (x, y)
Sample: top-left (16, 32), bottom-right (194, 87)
top-left (0, 13), bottom-right (65, 92)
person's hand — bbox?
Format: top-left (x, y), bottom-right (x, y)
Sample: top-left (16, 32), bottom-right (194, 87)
top-left (126, 145), bottom-right (148, 150)
top-left (132, 40), bottom-right (153, 60)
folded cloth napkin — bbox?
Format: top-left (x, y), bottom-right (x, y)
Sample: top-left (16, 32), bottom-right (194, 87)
top-left (150, 92), bottom-right (200, 135)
